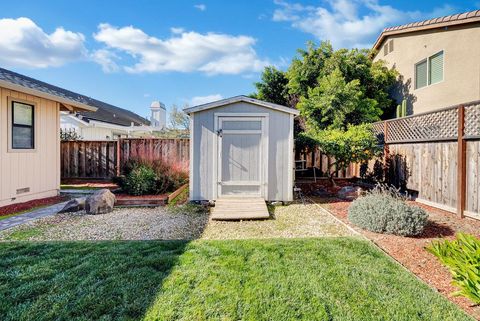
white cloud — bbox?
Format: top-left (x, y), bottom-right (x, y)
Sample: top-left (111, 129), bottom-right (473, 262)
top-left (194, 4), bottom-right (206, 11)
top-left (93, 23), bottom-right (268, 75)
top-left (190, 94), bottom-right (223, 106)
top-left (0, 17), bottom-right (86, 68)
top-left (170, 27), bottom-right (185, 34)
top-left (272, 0), bottom-right (457, 48)
top-left (91, 49), bottom-right (120, 72)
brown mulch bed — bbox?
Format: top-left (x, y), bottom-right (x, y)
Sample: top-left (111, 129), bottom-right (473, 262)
top-left (0, 196), bottom-right (67, 217)
top-left (313, 196), bottom-right (480, 319)
top-left (296, 178), bottom-right (354, 195)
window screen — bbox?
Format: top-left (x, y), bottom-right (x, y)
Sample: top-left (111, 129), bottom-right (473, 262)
top-left (429, 51), bottom-right (443, 85)
top-left (415, 60), bottom-right (428, 89)
top-left (12, 101), bottom-right (34, 149)
top-left (389, 40), bottom-right (394, 53)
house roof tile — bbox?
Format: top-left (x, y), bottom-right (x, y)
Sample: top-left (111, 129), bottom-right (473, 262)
top-left (373, 9), bottom-right (480, 51)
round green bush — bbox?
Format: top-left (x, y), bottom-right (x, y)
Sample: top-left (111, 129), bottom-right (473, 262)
top-left (348, 192), bottom-right (428, 236)
top-left (123, 164), bottom-right (157, 196)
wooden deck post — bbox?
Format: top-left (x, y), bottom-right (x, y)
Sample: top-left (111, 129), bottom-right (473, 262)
top-left (116, 138), bottom-right (121, 177)
top-left (457, 105), bottom-right (466, 218)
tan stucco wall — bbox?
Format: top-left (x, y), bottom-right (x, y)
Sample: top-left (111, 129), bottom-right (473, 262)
top-left (0, 86), bottom-right (60, 207)
top-left (373, 24), bottom-right (480, 115)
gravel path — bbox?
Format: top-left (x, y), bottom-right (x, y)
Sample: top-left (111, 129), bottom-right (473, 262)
top-left (202, 202), bottom-right (356, 240)
top-left (0, 201), bottom-right (355, 241)
top-left (0, 206), bottom-right (209, 241)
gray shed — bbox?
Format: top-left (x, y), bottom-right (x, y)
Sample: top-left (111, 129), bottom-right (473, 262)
top-left (184, 96), bottom-right (299, 202)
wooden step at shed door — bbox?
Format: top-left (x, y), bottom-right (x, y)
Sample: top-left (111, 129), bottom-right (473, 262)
top-left (211, 198), bottom-right (270, 220)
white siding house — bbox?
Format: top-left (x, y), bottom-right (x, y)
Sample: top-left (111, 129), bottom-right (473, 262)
top-left (61, 113), bottom-right (152, 140)
top-left (0, 67), bottom-right (98, 207)
top-left (60, 99), bottom-right (153, 140)
top-left (185, 96), bottom-right (299, 202)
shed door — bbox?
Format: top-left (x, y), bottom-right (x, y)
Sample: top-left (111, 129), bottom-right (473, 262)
top-left (217, 116), bottom-right (266, 198)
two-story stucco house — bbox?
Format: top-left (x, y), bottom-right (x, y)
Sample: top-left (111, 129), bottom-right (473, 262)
top-left (372, 10), bottom-right (480, 115)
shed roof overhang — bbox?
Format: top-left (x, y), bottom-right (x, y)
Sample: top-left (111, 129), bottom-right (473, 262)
top-left (183, 95), bottom-right (300, 115)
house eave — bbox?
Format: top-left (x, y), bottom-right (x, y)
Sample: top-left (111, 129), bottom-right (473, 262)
top-left (0, 79), bottom-right (98, 112)
top-left (372, 15), bottom-right (480, 52)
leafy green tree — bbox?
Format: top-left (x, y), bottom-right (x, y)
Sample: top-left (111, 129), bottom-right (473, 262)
top-left (284, 41), bottom-right (397, 129)
top-left (253, 66), bottom-right (289, 106)
top-left (307, 124), bottom-right (381, 185)
top-left (297, 69), bottom-right (381, 131)
top-left (286, 41), bottom-right (334, 98)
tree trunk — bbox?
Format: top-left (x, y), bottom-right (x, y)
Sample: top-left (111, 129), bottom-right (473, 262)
top-left (327, 166), bottom-right (337, 187)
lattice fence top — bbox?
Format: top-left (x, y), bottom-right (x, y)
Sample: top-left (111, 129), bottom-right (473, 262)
top-left (371, 122), bottom-right (385, 144)
top-left (465, 103), bottom-right (480, 138)
top-left (386, 107), bottom-right (458, 143)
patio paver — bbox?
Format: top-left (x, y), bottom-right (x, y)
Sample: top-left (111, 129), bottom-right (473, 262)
top-left (0, 201), bottom-right (68, 231)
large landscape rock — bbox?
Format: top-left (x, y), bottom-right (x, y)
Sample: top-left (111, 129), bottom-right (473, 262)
top-left (337, 186), bottom-right (364, 200)
top-left (59, 197), bottom-right (86, 213)
top-left (85, 189), bottom-right (116, 215)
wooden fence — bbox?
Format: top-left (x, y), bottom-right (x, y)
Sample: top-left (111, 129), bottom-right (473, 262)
top-left (372, 100), bottom-right (480, 220)
top-left (294, 147), bottom-right (355, 179)
top-left (61, 138), bottom-right (189, 179)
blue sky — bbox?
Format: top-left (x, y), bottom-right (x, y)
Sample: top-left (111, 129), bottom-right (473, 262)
top-left (0, 0), bottom-right (478, 121)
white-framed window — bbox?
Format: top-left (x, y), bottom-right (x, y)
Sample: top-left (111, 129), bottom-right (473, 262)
top-left (415, 50), bottom-right (444, 89)
top-left (11, 101), bottom-right (35, 149)
top-left (384, 40), bottom-right (394, 56)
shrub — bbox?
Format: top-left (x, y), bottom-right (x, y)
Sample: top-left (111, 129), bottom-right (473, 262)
top-left (348, 185), bottom-right (428, 236)
top-left (117, 158), bottom-right (188, 196)
top-left (427, 233), bottom-right (480, 304)
top-left (123, 164), bottom-right (157, 195)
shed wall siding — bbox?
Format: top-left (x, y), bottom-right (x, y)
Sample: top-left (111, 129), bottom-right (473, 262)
top-left (191, 102), bottom-right (292, 201)
top-left (0, 86), bottom-right (60, 207)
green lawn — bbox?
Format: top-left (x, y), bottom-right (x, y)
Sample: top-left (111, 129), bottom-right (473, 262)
top-left (0, 238), bottom-right (473, 321)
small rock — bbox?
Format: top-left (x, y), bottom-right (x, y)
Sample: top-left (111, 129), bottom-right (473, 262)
top-left (337, 186), bottom-right (363, 200)
top-left (269, 201), bottom-right (283, 206)
top-left (85, 189), bottom-right (116, 215)
top-left (59, 198), bottom-right (86, 213)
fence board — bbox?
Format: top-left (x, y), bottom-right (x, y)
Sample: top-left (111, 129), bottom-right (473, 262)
top-left (388, 142), bottom-right (458, 210)
top-left (61, 139), bottom-right (190, 180)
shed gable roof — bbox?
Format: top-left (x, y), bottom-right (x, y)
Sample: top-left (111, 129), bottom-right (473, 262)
top-left (183, 95), bottom-right (299, 115)
top-left (372, 9), bottom-right (480, 51)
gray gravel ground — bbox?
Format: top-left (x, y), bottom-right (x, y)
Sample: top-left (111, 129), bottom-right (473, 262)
top-left (201, 202), bottom-right (356, 240)
top-left (0, 201), bottom-right (355, 241)
top-left (0, 205), bottom-right (209, 241)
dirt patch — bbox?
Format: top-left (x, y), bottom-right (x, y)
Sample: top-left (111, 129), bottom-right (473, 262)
top-left (313, 196), bottom-right (480, 319)
top-left (0, 196), bottom-right (67, 217)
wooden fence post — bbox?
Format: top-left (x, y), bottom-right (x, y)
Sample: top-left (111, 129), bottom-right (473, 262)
top-left (383, 121), bottom-right (389, 178)
top-left (116, 138), bottom-right (121, 177)
top-left (457, 105), bottom-right (466, 218)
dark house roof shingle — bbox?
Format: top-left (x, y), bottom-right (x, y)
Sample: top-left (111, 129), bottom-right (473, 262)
top-left (0, 67), bottom-right (149, 127)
